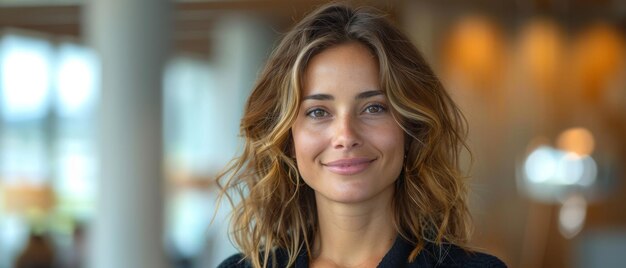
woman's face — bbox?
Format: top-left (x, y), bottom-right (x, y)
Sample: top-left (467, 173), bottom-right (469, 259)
top-left (291, 42), bottom-right (405, 204)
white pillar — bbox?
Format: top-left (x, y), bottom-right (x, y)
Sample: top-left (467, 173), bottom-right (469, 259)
top-left (85, 0), bottom-right (171, 267)
top-left (200, 14), bottom-right (275, 267)
top-left (206, 14), bottom-right (274, 173)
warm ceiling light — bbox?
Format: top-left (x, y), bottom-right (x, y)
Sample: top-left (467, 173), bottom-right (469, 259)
top-left (441, 15), bottom-right (506, 90)
top-left (556, 127), bottom-right (595, 157)
top-left (570, 22), bottom-right (625, 100)
top-left (517, 18), bottom-right (566, 91)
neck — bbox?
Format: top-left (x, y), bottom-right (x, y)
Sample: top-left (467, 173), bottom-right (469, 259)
top-left (311, 187), bottom-right (397, 268)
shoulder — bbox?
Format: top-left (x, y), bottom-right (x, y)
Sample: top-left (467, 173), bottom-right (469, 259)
top-left (216, 250), bottom-right (296, 268)
top-left (425, 243), bottom-right (507, 268)
top-left (385, 237), bottom-right (506, 268)
top-left (217, 253), bottom-right (251, 268)
top-left (449, 249), bottom-right (507, 268)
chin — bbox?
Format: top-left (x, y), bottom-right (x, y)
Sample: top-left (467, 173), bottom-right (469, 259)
top-left (326, 192), bottom-right (372, 204)
top-left (318, 182), bottom-right (394, 204)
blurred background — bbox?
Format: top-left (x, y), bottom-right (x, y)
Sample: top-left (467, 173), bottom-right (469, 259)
top-left (0, 0), bottom-right (624, 267)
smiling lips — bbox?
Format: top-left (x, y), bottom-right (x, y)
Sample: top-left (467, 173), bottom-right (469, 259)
top-left (323, 158), bottom-right (376, 175)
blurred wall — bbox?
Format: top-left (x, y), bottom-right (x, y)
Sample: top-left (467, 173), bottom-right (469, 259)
top-left (0, 1), bottom-right (625, 268)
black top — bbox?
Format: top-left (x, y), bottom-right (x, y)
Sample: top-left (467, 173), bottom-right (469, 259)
top-left (217, 236), bottom-right (507, 268)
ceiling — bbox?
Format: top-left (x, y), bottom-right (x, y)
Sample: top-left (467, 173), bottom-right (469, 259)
top-left (0, 0), bottom-right (400, 57)
top-left (0, 0), bottom-right (622, 57)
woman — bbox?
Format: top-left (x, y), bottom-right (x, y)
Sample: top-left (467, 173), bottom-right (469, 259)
top-left (217, 3), bottom-right (506, 268)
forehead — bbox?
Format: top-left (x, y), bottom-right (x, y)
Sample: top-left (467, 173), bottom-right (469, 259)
top-left (302, 42), bottom-right (380, 96)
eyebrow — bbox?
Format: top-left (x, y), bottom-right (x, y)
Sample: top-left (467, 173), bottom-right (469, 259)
top-left (302, 90), bottom-right (383, 101)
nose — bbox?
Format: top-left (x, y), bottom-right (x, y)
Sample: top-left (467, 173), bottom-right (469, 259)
top-left (332, 114), bottom-right (362, 150)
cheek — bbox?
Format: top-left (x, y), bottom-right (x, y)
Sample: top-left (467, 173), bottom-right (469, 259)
top-left (374, 124), bottom-right (406, 178)
top-left (379, 127), bottom-right (406, 179)
top-left (371, 122), bottom-right (405, 153)
top-left (292, 123), bottom-right (325, 161)
top-left (292, 125), bottom-right (325, 184)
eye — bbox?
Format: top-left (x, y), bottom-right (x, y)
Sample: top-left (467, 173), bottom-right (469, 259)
top-left (364, 104), bottom-right (386, 114)
top-left (306, 108), bottom-right (330, 119)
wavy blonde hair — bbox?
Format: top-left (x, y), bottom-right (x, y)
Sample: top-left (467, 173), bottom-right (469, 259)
top-left (217, 3), bottom-right (472, 267)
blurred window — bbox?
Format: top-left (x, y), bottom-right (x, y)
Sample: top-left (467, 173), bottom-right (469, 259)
top-left (163, 56), bottom-right (216, 175)
top-left (0, 32), bottom-right (98, 266)
top-left (0, 32), bottom-right (235, 266)
top-left (0, 34), bottom-right (53, 122)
